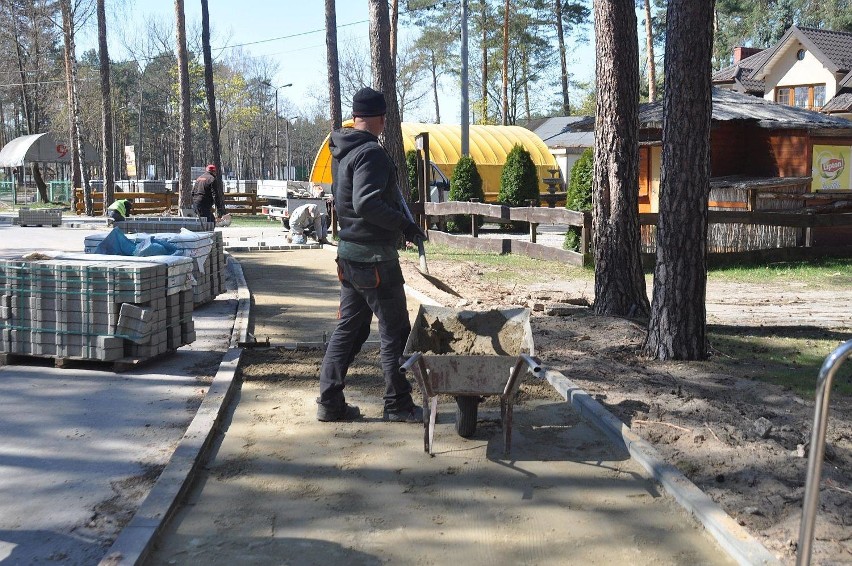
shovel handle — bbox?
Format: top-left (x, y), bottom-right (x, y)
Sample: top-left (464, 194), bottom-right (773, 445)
top-left (417, 239), bottom-right (428, 275)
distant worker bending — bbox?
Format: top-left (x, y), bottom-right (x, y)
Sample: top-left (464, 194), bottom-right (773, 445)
top-left (107, 198), bottom-right (133, 222)
top-left (191, 164), bottom-right (226, 222)
top-left (287, 202), bottom-right (329, 245)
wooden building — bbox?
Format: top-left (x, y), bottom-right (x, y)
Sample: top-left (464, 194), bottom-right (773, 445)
top-left (565, 88), bottom-right (852, 251)
top-left (712, 25), bottom-right (852, 120)
top-left (635, 88), bottom-right (852, 209)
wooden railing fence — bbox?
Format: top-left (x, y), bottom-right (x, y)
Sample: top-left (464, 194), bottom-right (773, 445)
top-left (74, 190), bottom-right (266, 215)
top-left (424, 200), bottom-right (852, 267)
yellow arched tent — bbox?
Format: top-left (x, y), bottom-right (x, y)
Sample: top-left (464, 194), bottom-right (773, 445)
top-left (309, 122), bottom-right (557, 202)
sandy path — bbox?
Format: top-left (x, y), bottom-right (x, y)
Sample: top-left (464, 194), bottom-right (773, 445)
top-left (144, 250), bottom-right (736, 565)
top-left (147, 379), bottom-right (734, 566)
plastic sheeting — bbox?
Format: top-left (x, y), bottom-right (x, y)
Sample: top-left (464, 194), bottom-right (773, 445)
top-left (92, 227), bottom-right (179, 257)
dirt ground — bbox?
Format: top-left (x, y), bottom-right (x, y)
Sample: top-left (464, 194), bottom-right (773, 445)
top-left (398, 256), bottom-right (852, 565)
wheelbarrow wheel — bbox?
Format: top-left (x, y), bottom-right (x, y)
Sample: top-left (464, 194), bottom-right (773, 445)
top-left (455, 395), bottom-right (479, 438)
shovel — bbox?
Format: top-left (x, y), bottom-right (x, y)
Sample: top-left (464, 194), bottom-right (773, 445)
top-left (399, 189), bottom-right (462, 298)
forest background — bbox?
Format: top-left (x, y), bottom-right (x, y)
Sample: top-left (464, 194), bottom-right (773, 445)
top-left (1, 0), bottom-right (850, 185)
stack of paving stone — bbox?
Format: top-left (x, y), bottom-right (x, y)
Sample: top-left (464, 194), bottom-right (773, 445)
top-left (17, 208), bottom-right (62, 227)
top-left (117, 216), bottom-right (214, 234)
top-left (0, 254), bottom-right (195, 363)
top-left (84, 229), bottom-right (225, 306)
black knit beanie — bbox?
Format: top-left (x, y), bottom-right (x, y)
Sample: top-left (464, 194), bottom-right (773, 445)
top-left (352, 87), bottom-right (387, 117)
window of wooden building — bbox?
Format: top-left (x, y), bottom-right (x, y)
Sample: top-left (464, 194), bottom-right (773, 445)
top-left (775, 84), bottom-right (826, 109)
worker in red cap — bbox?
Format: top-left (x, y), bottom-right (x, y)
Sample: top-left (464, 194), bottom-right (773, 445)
top-left (191, 164), bottom-right (226, 222)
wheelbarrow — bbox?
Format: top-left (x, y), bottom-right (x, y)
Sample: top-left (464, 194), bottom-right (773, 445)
top-left (401, 305), bottom-right (541, 456)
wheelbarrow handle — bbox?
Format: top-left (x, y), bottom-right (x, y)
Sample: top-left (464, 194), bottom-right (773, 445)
top-left (399, 352), bottom-right (422, 373)
top-left (504, 354), bottom-right (543, 398)
top-left (520, 354), bottom-right (542, 375)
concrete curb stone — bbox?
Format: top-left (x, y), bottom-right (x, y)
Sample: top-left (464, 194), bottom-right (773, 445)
top-left (98, 256), bottom-right (250, 566)
top-left (542, 368), bottom-right (780, 566)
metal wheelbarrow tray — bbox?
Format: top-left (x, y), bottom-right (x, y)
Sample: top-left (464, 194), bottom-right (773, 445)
top-left (401, 305), bottom-right (541, 456)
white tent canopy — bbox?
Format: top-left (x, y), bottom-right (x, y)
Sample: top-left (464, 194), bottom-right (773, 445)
top-left (0, 133), bottom-right (99, 167)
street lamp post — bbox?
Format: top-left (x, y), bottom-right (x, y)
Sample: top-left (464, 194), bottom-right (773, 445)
top-left (274, 92), bottom-right (280, 179)
top-left (260, 80), bottom-right (292, 180)
top-left (285, 116), bottom-right (297, 180)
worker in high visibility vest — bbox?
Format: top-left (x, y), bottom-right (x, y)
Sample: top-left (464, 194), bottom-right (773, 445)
top-left (107, 199), bottom-right (133, 222)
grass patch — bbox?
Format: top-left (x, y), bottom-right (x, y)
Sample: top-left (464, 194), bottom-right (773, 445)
top-left (708, 257), bottom-right (852, 289)
top-left (708, 325), bottom-right (852, 397)
top-left (228, 214), bottom-right (279, 228)
top-left (400, 241), bottom-right (593, 286)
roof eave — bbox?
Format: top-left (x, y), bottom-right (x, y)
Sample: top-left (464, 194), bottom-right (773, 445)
top-left (750, 25), bottom-right (842, 81)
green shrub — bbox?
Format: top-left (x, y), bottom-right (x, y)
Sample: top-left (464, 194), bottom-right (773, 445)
top-left (563, 147), bottom-right (594, 251)
top-left (447, 155), bottom-right (485, 232)
top-left (498, 144), bottom-right (539, 230)
top-left (498, 144), bottom-right (539, 207)
top-left (405, 149), bottom-right (419, 202)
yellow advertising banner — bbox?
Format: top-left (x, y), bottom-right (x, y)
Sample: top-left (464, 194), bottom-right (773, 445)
top-left (124, 145), bottom-right (137, 178)
top-left (811, 145), bottom-right (851, 192)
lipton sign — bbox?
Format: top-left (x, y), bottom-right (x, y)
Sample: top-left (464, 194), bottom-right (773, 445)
top-left (812, 145), bottom-right (851, 191)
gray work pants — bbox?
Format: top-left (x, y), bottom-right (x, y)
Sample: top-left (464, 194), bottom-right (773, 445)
top-left (318, 258), bottom-right (414, 412)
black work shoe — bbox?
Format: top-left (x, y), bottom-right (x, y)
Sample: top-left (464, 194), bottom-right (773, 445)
top-left (382, 405), bottom-right (424, 423)
top-left (317, 403), bottom-right (361, 422)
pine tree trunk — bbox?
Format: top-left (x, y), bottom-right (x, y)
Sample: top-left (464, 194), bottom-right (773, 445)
top-left (368, 0), bottom-right (410, 197)
top-left (592, 0), bottom-right (649, 319)
top-left (643, 0), bottom-right (715, 361)
top-left (62, 22), bottom-right (81, 204)
top-left (430, 52), bottom-right (441, 123)
top-left (175, 0), bottom-right (193, 211)
top-left (201, 0), bottom-right (224, 204)
top-left (32, 163), bottom-right (48, 204)
top-left (11, 5), bottom-right (32, 136)
top-left (481, 2), bottom-right (488, 121)
top-left (390, 0), bottom-right (398, 69)
top-left (61, 0), bottom-right (92, 215)
top-left (13, 3), bottom-right (49, 203)
top-left (325, 0), bottom-right (343, 130)
top-left (644, 0), bottom-right (657, 102)
top-left (97, 0), bottom-right (115, 209)
top-left (501, 0), bottom-right (509, 125)
top-left (0, 101), bottom-right (6, 147)
top-left (555, 0), bottom-right (570, 114)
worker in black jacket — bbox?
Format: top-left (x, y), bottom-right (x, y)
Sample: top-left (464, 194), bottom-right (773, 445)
top-left (191, 164), bottom-right (225, 222)
top-left (316, 86), bottom-right (426, 423)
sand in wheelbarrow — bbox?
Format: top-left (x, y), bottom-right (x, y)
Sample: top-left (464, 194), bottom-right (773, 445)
top-left (415, 308), bottom-right (526, 355)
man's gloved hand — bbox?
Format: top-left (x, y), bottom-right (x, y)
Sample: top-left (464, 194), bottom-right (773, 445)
top-left (402, 221), bottom-right (427, 243)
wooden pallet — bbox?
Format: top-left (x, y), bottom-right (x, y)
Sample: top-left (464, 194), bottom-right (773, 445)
top-left (0, 350), bottom-right (177, 372)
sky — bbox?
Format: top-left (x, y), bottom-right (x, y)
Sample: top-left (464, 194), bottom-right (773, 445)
top-left (81, 0), bottom-right (598, 124)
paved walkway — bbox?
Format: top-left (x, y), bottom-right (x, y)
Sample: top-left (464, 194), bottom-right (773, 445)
top-left (0, 225), bottom-right (238, 565)
top-left (0, 222), bottom-right (775, 565)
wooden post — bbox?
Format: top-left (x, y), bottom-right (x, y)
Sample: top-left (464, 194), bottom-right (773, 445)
top-left (416, 132), bottom-right (430, 231)
top-left (530, 222), bottom-right (537, 243)
top-left (747, 188), bottom-right (757, 211)
top-left (581, 211), bottom-right (592, 255)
